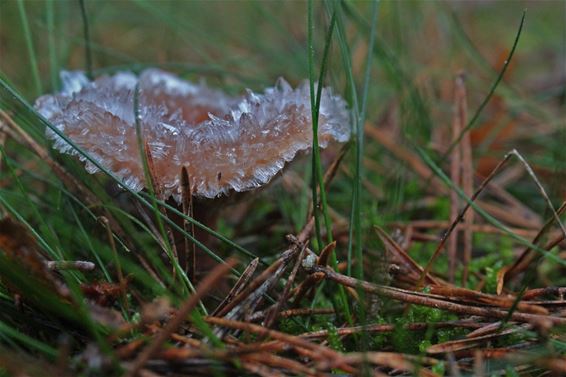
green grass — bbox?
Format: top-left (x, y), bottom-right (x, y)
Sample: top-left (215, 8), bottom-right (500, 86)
top-left (15, 0), bottom-right (42, 97)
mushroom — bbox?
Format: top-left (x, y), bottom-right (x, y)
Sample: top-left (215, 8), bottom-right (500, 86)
top-left (35, 69), bottom-right (351, 280)
top-left (35, 69), bottom-right (351, 202)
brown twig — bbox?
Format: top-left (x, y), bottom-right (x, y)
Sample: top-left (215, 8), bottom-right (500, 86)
top-left (211, 257), bottom-right (259, 317)
top-left (306, 144), bottom-right (349, 220)
top-left (290, 241), bottom-right (336, 307)
top-left (392, 220), bottom-right (539, 238)
top-left (240, 352), bottom-right (318, 377)
top-left (329, 352), bottom-right (438, 377)
top-left (456, 74), bottom-right (474, 286)
top-left (300, 319), bottom-right (483, 340)
top-left (180, 166), bottom-right (196, 281)
top-left (205, 316), bottom-right (356, 374)
top-left (0, 119), bottom-right (7, 171)
top-left (419, 152), bottom-right (515, 288)
top-left (502, 200), bottom-right (566, 287)
top-left (375, 225), bottom-right (441, 286)
top-left (309, 264), bottom-right (566, 326)
top-left (264, 243), bottom-right (308, 328)
top-left (449, 75), bottom-right (463, 283)
top-left (126, 258), bottom-right (237, 377)
top-left (214, 250), bottom-right (293, 319)
top-left (101, 216), bottom-right (128, 311)
top-left (251, 307), bottom-right (335, 321)
top-left (428, 286), bottom-right (548, 315)
top-left (46, 260), bottom-right (95, 271)
top-left (144, 142), bottom-right (179, 274)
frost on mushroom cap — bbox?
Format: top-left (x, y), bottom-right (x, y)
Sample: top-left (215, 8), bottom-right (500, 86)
top-left (35, 69), bottom-right (351, 200)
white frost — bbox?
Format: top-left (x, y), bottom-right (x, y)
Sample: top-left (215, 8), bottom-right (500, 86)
top-left (35, 69), bottom-right (351, 200)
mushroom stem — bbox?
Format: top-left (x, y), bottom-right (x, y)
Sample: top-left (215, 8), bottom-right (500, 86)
top-left (168, 197), bottom-right (225, 288)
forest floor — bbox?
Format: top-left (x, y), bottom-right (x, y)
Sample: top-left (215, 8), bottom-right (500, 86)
top-left (0, 1), bottom-right (565, 376)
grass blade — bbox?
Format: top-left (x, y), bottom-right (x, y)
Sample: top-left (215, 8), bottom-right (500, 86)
top-left (16, 0), bottom-right (42, 97)
top-left (46, 0), bottom-right (59, 90)
top-left (78, 0), bottom-right (94, 80)
top-left (307, 2), bottom-right (336, 249)
top-left (443, 9), bottom-right (526, 156)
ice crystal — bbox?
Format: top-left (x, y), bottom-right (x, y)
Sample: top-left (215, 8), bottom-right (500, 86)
top-left (35, 69), bottom-right (351, 199)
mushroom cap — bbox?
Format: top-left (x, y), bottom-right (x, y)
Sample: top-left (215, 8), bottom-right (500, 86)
top-left (35, 69), bottom-right (351, 200)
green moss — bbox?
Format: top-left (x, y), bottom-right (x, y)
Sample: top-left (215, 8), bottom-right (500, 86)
top-left (485, 262), bottom-right (502, 294)
top-left (431, 362), bottom-right (446, 376)
top-left (325, 323), bottom-right (346, 352)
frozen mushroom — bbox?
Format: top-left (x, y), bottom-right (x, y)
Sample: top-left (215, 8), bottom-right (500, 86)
top-left (35, 69), bottom-right (351, 200)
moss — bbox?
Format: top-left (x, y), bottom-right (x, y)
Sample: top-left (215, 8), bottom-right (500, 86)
top-left (485, 262), bottom-right (502, 294)
top-left (325, 323), bottom-right (346, 352)
top-left (431, 362), bottom-right (446, 376)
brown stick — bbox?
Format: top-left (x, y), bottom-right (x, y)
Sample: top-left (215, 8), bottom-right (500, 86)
top-left (290, 241), bottom-right (336, 307)
top-left (449, 75), bottom-right (463, 283)
top-left (101, 216), bottom-right (128, 312)
top-left (375, 225), bottom-right (440, 286)
top-left (504, 201), bottom-right (566, 284)
top-left (205, 316), bottom-right (356, 373)
top-left (456, 74), bottom-right (474, 286)
top-left (392, 220), bottom-right (539, 237)
top-left (126, 258), bottom-right (238, 377)
top-left (328, 352), bottom-right (438, 377)
top-left (264, 244), bottom-right (308, 328)
top-left (0, 119), bottom-right (7, 171)
top-left (144, 142), bottom-right (179, 274)
top-left (211, 257), bottom-right (259, 316)
top-left (180, 166), bottom-right (196, 281)
top-left (300, 319), bottom-right (483, 340)
top-left (310, 265), bottom-right (566, 326)
top-left (419, 152), bottom-right (514, 288)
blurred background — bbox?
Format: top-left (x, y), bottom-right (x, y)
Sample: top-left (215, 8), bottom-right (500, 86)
top-left (0, 0), bottom-right (565, 281)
